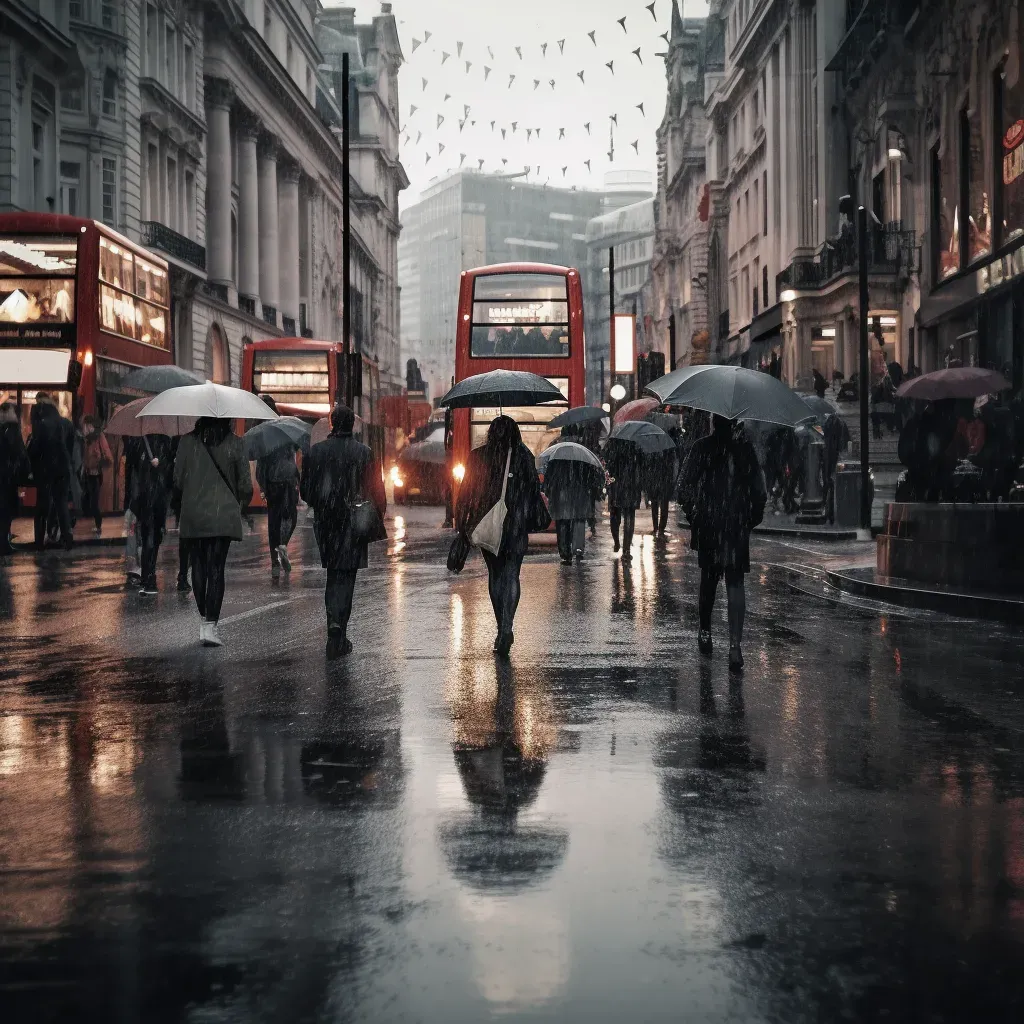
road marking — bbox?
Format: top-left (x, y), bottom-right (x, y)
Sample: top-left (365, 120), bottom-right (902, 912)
top-left (218, 596), bottom-right (308, 626)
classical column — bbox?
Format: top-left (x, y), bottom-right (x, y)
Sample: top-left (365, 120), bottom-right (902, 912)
top-left (257, 134), bottom-right (280, 317)
top-left (278, 160), bottom-right (301, 326)
top-left (205, 78), bottom-right (234, 286)
top-left (236, 111), bottom-right (261, 303)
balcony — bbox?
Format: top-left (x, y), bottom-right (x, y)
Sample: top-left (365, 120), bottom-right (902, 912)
top-left (238, 296), bottom-right (256, 318)
top-left (282, 315), bottom-right (296, 336)
top-left (142, 221), bottom-right (206, 272)
top-left (777, 224), bottom-right (917, 293)
top-left (262, 304), bottom-right (278, 326)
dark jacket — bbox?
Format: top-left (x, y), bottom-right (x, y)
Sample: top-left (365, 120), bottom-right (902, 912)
top-left (300, 433), bottom-right (386, 571)
top-left (1, 420), bottom-right (30, 517)
top-left (173, 429), bottom-right (253, 540)
top-left (642, 448), bottom-right (678, 503)
top-left (679, 426), bottom-right (767, 572)
top-left (543, 458), bottom-right (602, 522)
top-left (256, 445), bottom-right (300, 492)
top-left (128, 435), bottom-right (174, 518)
top-left (27, 403), bottom-right (73, 485)
top-left (605, 442), bottom-right (644, 510)
top-left (457, 441), bottom-right (542, 559)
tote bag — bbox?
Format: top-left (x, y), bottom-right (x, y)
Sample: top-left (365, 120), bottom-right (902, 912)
top-left (471, 449), bottom-right (512, 555)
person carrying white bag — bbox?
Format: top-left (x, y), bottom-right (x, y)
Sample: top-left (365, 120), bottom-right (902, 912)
top-left (454, 415), bottom-right (549, 657)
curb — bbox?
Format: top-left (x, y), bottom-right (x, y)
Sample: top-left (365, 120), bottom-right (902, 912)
top-left (754, 525), bottom-right (860, 542)
top-left (825, 567), bottom-right (1024, 624)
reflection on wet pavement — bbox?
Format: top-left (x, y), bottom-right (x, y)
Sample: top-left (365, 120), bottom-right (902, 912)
top-left (1, 506), bottom-right (1022, 1022)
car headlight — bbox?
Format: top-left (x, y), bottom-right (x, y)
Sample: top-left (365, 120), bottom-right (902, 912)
top-left (453, 463), bottom-right (466, 483)
top-left (389, 465), bottom-right (404, 487)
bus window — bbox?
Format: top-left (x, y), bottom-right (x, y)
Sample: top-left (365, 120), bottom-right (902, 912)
top-left (471, 273), bottom-right (570, 358)
top-left (252, 349), bottom-right (331, 415)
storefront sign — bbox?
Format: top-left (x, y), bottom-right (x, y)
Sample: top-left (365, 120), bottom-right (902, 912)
top-left (976, 245), bottom-right (1024, 294)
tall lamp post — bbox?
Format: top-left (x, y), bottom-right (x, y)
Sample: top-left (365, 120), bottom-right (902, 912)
top-left (342, 51), bottom-right (353, 408)
top-left (840, 195), bottom-right (871, 529)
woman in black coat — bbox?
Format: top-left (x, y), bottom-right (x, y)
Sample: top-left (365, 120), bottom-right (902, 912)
top-left (1, 402), bottom-right (30, 555)
top-left (605, 440), bottom-right (643, 561)
top-left (678, 415), bottom-right (767, 672)
top-left (127, 434), bottom-right (174, 596)
top-left (456, 415), bottom-right (544, 657)
top-left (643, 445), bottom-right (678, 537)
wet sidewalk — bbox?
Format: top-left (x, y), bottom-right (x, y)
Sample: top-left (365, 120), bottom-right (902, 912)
top-left (8, 514), bottom-right (128, 550)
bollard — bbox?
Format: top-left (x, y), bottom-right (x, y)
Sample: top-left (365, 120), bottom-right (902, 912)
top-left (796, 439), bottom-right (827, 525)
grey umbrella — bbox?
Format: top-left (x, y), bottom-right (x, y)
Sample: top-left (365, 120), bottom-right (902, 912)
top-left (646, 364), bottom-right (815, 428)
top-left (439, 369), bottom-right (565, 409)
top-left (547, 406), bottom-right (608, 429)
top-left (607, 419), bottom-right (675, 453)
top-left (119, 364), bottom-right (205, 395)
top-left (400, 431), bottom-right (447, 466)
top-left (242, 416), bottom-right (311, 459)
top-left (801, 394), bottom-right (839, 424)
top-left (536, 440), bottom-right (604, 474)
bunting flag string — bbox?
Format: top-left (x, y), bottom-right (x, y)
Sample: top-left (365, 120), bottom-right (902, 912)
top-left (618, 16), bottom-right (627, 33)
top-left (557, 39), bottom-right (565, 54)
top-left (606, 61), bottom-right (615, 74)
top-left (637, 102), bottom-right (645, 117)
top-left (441, 51), bottom-right (450, 64)
top-left (646, 2), bottom-right (657, 20)
top-left (632, 47), bottom-right (642, 63)
top-left (588, 30), bottom-right (596, 45)
top-left (457, 41), bottom-right (463, 57)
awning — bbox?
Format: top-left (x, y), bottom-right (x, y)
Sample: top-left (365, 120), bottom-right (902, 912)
top-left (750, 302), bottom-right (782, 341)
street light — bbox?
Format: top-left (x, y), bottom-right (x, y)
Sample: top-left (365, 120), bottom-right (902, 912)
top-left (609, 383), bottom-right (626, 401)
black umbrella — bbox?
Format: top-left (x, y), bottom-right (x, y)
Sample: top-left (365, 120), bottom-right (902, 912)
top-left (607, 420), bottom-right (675, 453)
top-left (399, 433), bottom-right (446, 466)
top-left (242, 416), bottom-right (311, 459)
top-left (547, 406), bottom-right (608, 429)
top-left (119, 364), bottom-right (205, 395)
top-left (439, 370), bottom-right (565, 409)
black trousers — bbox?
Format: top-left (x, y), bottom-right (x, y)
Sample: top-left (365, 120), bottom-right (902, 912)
top-left (189, 537), bottom-right (231, 622)
top-left (609, 506), bottom-right (635, 553)
top-left (34, 478), bottom-right (71, 548)
top-left (325, 569), bottom-right (358, 636)
top-left (266, 482), bottom-right (298, 558)
top-left (482, 550), bottom-right (525, 637)
top-left (698, 566), bottom-right (746, 643)
top-left (138, 505), bottom-right (166, 587)
top-left (178, 537), bottom-right (189, 582)
top-left (555, 520), bottom-right (585, 560)
top-left (83, 473), bottom-right (103, 529)
top-left (650, 496), bottom-right (670, 534)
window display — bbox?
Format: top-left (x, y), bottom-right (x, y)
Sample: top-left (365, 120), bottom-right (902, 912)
top-left (966, 106), bottom-right (991, 263)
top-left (937, 147), bottom-right (960, 279)
top-left (1002, 70), bottom-right (1024, 244)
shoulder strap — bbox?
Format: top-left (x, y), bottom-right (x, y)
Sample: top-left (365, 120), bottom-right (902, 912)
top-left (499, 447), bottom-right (512, 501)
top-left (202, 441), bottom-right (237, 502)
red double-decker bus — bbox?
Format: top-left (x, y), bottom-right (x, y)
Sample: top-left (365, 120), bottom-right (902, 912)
top-left (449, 262), bottom-right (585, 493)
top-left (1, 214), bottom-right (173, 509)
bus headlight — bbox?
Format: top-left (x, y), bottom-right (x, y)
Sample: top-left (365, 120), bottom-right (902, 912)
top-left (389, 465), bottom-right (404, 488)
top-left (453, 463), bottom-right (466, 483)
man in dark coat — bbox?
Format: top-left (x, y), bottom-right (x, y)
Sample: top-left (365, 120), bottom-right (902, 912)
top-left (643, 444), bottom-right (678, 537)
top-left (27, 393), bottom-right (74, 550)
top-left (605, 440), bottom-right (643, 561)
top-left (128, 434), bottom-right (173, 595)
top-left (1, 402), bottom-right (30, 555)
top-left (257, 443), bottom-right (300, 579)
top-left (543, 455), bottom-right (602, 563)
top-left (300, 404), bottom-right (387, 659)
top-left (679, 415), bottom-right (767, 672)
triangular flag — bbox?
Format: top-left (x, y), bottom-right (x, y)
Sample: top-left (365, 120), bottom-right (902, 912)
top-left (465, 61), bottom-right (472, 73)
top-left (488, 46), bottom-right (494, 59)
top-left (457, 41), bottom-right (464, 57)
top-left (610, 113), bottom-right (618, 125)
top-left (508, 74), bottom-right (515, 88)
top-left (479, 159), bottom-right (485, 169)
top-left (421, 77), bottom-right (428, 91)
top-left (490, 120), bottom-right (496, 131)
top-left (444, 93), bottom-right (451, 102)
top-left (527, 129), bottom-right (533, 141)
top-left (631, 140), bottom-right (639, 153)
top-left (416, 130), bottom-right (422, 143)
top-left (618, 16), bottom-right (627, 33)
top-left (426, 154), bottom-right (431, 163)
top-left (502, 158), bottom-right (508, 166)
top-left (541, 43), bottom-right (548, 57)
top-left (437, 114), bottom-right (444, 127)
top-left (471, 120), bottom-right (476, 126)
top-left (584, 122), bottom-right (591, 134)
top-left (558, 39), bottom-right (565, 53)
top-left (424, 30), bottom-right (432, 42)
top-left (588, 30), bottom-right (596, 45)
top-left (441, 51), bottom-right (450, 64)
top-left (647, 2), bottom-right (657, 20)
top-left (559, 127), bottom-right (565, 139)
top-left (515, 46), bottom-right (522, 60)
top-left (562, 166), bottom-right (567, 176)
top-left (501, 128), bottom-right (507, 140)
top-left (464, 104), bottom-right (471, 117)
top-left (577, 70), bottom-right (585, 83)
top-left (512, 122), bottom-right (518, 132)
top-left (439, 142), bottom-right (445, 154)
top-left (410, 104), bottom-right (417, 116)
top-left (460, 152), bottom-right (466, 166)
top-left (484, 66), bottom-right (492, 80)
top-left (549, 79), bottom-right (556, 89)
top-left (636, 102), bottom-right (645, 116)
top-left (411, 38), bottom-right (422, 53)
top-left (606, 61), bottom-right (615, 74)
top-left (534, 79), bottom-right (540, 90)
top-left (459, 119), bottom-right (466, 132)
top-left (633, 47), bottom-right (642, 63)
top-left (584, 159), bottom-right (591, 171)
top-left (660, 31), bottom-right (669, 43)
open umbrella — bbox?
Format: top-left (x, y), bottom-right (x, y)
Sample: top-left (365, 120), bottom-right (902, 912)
top-left (138, 381), bottom-right (278, 421)
top-left (607, 420), bottom-right (675, 453)
top-left (439, 370), bottom-right (565, 409)
top-left (646, 365), bottom-right (814, 428)
top-left (613, 396), bottom-right (660, 424)
top-left (399, 432), bottom-right (447, 466)
top-left (243, 416), bottom-right (311, 459)
top-left (536, 440), bottom-right (604, 475)
top-left (104, 396), bottom-right (195, 437)
top-left (895, 367), bottom-right (1010, 401)
top-left (547, 406), bottom-right (608, 429)
top-left (119, 365), bottom-right (205, 395)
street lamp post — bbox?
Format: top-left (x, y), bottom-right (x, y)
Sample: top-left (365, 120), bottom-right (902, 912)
top-left (342, 51), bottom-right (353, 408)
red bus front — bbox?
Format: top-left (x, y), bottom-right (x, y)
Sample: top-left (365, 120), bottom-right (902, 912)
top-left (241, 337), bottom-right (343, 423)
top-left (450, 263), bottom-right (585, 497)
top-left (1, 215), bottom-right (172, 511)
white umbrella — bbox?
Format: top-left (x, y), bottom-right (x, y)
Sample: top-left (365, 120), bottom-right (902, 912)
top-left (136, 381), bottom-right (278, 421)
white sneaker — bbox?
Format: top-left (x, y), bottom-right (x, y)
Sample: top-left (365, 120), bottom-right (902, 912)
top-left (202, 622), bottom-right (224, 647)
top-left (198, 621), bottom-right (208, 645)
top-left (277, 545), bottom-right (291, 572)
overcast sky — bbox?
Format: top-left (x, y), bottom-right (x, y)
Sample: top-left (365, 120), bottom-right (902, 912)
top-left (343, 1), bottom-right (711, 206)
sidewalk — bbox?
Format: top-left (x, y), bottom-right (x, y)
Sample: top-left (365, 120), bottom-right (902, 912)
top-left (8, 515), bottom-right (127, 551)
top-left (753, 509), bottom-right (863, 541)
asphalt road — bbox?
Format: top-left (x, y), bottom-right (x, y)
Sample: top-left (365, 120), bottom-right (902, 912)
top-left (1, 505), bottom-right (1023, 1023)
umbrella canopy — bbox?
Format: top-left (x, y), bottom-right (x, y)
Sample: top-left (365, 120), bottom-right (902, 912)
top-left (242, 416), bottom-right (311, 459)
top-left (310, 411), bottom-right (365, 446)
top-left (801, 394), bottom-right (840, 425)
top-left (138, 381), bottom-right (278, 421)
top-left (645, 411), bottom-right (680, 432)
top-left (646, 365), bottom-right (814, 428)
top-left (607, 419), bottom-right (676, 453)
top-left (119, 364), bottom-right (205, 395)
top-left (895, 367), bottom-right (1010, 401)
top-left (438, 370), bottom-right (565, 409)
top-left (104, 397), bottom-right (195, 437)
top-left (547, 405), bottom-right (608, 429)
top-left (399, 431), bottom-right (447, 466)
top-left (536, 440), bottom-right (603, 474)
top-left (613, 396), bottom-right (661, 424)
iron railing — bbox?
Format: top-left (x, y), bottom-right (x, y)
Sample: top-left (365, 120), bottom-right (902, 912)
top-left (777, 225), bottom-right (917, 292)
top-left (238, 296), bottom-right (256, 317)
top-left (282, 315), bottom-right (296, 336)
top-left (262, 304), bottom-right (277, 326)
top-left (141, 221), bottom-right (206, 271)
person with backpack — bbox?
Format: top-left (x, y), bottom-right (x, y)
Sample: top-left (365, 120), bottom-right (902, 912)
top-left (300, 404), bottom-right (386, 660)
top-left (173, 418), bottom-right (253, 646)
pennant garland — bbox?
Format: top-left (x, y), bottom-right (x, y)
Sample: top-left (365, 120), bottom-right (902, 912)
top-left (588, 30), bottom-right (596, 45)
top-left (558, 39), bottom-right (565, 54)
top-left (646, 2), bottom-right (657, 20)
top-left (457, 41), bottom-right (464, 57)
top-left (441, 51), bottom-right (450, 64)
top-left (632, 47), bottom-right (642, 63)
top-left (618, 16), bottom-right (627, 34)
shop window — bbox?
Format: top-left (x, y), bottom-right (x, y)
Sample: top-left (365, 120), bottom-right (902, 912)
top-left (936, 143), bottom-right (959, 280)
top-left (1001, 66), bottom-right (1024, 244)
top-left (964, 106), bottom-right (991, 263)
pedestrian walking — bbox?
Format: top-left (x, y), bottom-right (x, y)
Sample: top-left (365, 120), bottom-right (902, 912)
top-left (169, 437), bottom-right (190, 592)
top-left (300, 404), bottom-right (386, 659)
top-left (256, 441), bottom-right (300, 579)
top-left (173, 417), bottom-right (253, 647)
top-left (82, 415), bottom-right (112, 533)
top-left (605, 440), bottom-right (643, 561)
top-left (1, 402), bottom-right (30, 555)
top-left (27, 393), bottom-right (74, 550)
top-left (128, 434), bottom-right (172, 596)
top-left (678, 415), bottom-right (767, 672)
top-left (455, 415), bottom-right (545, 656)
top-left (643, 442), bottom-right (678, 537)
top-left (543, 453), bottom-right (602, 564)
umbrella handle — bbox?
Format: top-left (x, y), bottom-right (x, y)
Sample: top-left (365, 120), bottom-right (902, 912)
top-left (143, 436), bottom-right (153, 461)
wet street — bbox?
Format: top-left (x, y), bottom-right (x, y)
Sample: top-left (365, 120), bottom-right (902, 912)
top-left (1, 506), bottom-right (1023, 1023)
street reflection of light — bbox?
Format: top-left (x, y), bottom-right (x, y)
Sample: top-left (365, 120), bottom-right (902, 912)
top-left (0, 715), bottom-right (25, 776)
top-left (90, 737), bottom-right (137, 794)
top-left (393, 514), bottom-right (406, 555)
top-left (893, 648), bottom-right (901, 674)
top-left (879, 616), bottom-right (888, 635)
top-left (451, 593), bottom-right (464, 653)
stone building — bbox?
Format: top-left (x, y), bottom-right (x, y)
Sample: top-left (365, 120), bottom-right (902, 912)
top-left (0, 1), bottom-right (406, 390)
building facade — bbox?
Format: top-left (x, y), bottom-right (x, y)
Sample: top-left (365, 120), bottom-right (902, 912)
top-left (0, 1), bottom-right (406, 391)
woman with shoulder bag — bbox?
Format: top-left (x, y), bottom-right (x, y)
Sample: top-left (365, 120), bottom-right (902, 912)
top-left (173, 417), bottom-right (253, 647)
top-left (455, 415), bottom-right (543, 657)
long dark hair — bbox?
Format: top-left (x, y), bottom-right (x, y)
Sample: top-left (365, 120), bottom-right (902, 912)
top-left (194, 417), bottom-right (233, 446)
top-left (486, 415), bottom-right (522, 454)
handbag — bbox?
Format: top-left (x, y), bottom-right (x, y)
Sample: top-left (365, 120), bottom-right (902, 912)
top-left (471, 448), bottom-right (512, 555)
top-left (447, 531), bottom-right (471, 573)
top-left (347, 460), bottom-right (385, 544)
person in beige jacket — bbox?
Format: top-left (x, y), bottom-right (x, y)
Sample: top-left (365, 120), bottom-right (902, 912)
top-left (173, 417), bottom-right (253, 646)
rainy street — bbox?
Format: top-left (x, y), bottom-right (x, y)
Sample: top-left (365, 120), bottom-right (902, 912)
top-left (1, 508), bottom-right (1022, 1023)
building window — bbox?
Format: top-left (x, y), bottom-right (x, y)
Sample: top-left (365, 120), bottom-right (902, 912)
top-left (1001, 66), bottom-right (1024, 245)
top-left (146, 4), bottom-right (158, 76)
top-left (306, 66), bottom-right (313, 99)
top-left (185, 171), bottom-right (196, 239)
top-left (184, 45), bottom-right (195, 108)
top-left (61, 86), bottom-right (84, 112)
top-left (60, 162), bottom-right (80, 216)
top-left (69, 0), bottom-right (83, 18)
top-left (936, 140), bottom-right (959, 279)
top-left (165, 26), bottom-right (177, 94)
top-left (763, 170), bottom-right (768, 235)
top-left (32, 120), bottom-right (44, 210)
top-left (102, 2), bottom-right (116, 30)
top-left (102, 70), bottom-right (117, 118)
top-left (102, 157), bottom-right (117, 225)
top-left (167, 157), bottom-right (178, 231)
top-left (146, 143), bottom-right (159, 221)
top-left (964, 103), bottom-right (990, 265)
top-left (286, 37), bottom-right (295, 76)
top-left (762, 265), bottom-right (769, 309)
